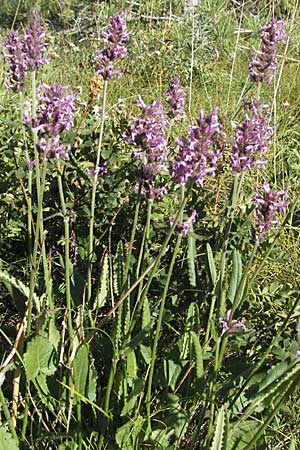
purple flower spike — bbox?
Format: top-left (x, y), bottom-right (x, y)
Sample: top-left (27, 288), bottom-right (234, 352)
top-left (219, 309), bottom-right (247, 336)
top-left (127, 95), bottom-right (167, 179)
top-left (2, 31), bottom-right (28, 91)
top-left (23, 10), bottom-right (47, 71)
top-left (230, 100), bottom-right (273, 172)
top-left (249, 18), bottom-right (286, 83)
top-left (96, 11), bottom-right (130, 79)
top-left (294, 350), bottom-right (300, 359)
top-left (170, 107), bottom-right (222, 186)
top-left (165, 77), bottom-right (186, 119)
top-left (252, 182), bottom-right (288, 239)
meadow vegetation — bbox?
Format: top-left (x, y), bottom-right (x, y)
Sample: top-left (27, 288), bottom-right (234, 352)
top-left (1, 1), bottom-right (300, 449)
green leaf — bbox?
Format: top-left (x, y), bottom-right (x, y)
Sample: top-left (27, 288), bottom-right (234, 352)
top-left (191, 331), bottom-right (203, 378)
top-left (73, 344), bottom-right (89, 396)
top-left (127, 350), bottom-right (137, 379)
top-left (113, 241), bottom-right (124, 296)
top-left (0, 428), bottom-right (19, 450)
top-left (206, 244), bottom-right (217, 287)
top-left (121, 378), bottom-right (144, 416)
top-left (48, 318), bottom-right (60, 351)
top-left (142, 296), bottom-right (151, 328)
top-left (95, 253), bottom-right (109, 309)
top-left (228, 249), bottom-right (242, 304)
top-left (210, 406), bottom-right (225, 450)
top-left (24, 335), bottom-right (56, 381)
top-left (187, 233), bottom-right (196, 287)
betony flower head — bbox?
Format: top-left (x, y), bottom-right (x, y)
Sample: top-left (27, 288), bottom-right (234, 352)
top-left (170, 107), bottom-right (222, 186)
top-left (252, 182), bottom-right (288, 240)
top-left (230, 100), bottom-right (273, 172)
top-left (249, 18), bottom-right (286, 83)
top-left (165, 77), bottom-right (186, 119)
top-left (23, 10), bottom-right (47, 71)
top-left (219, 309), bottom-right (247, 336)
top-left (96, 11), bottom-right (130, 79)
top-left (2, 31), bottom-right (28, 91)
top-left (127, 95), bottom-right (167, 179)
top-left (170, 210), bottom-right (197, 235)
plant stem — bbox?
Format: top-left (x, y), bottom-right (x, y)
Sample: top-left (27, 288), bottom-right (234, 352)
top-left (146, 232), bottom-right (182, 423)
top-left (87, 80), bottom-right (108, 303)
top-left (57, 168), bottom-right (73, 342)
top-left (0, 386), bottom-right (19, 444)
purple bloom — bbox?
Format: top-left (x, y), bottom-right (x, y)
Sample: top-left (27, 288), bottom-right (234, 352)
top-left (96, 11), bottom-right (130, 79)
top-left (252, 182), bottom-right (288, 239)
top-left (294, 350), bottom-right (300, 358)
top-left (127, 95), bottom-right (167, 179)
top-left (230, 100), bottom-right (273, 172)
top-left (2, 31), bottom-right (28, 91)
top-left (249, 19), bottom-right (286, 83)
top-left (170, 209), bottom-right (196, 235)
top-left (86, 164), bottom-right (107, 184)
top-left (165, 77), bottom-right (186, 119)
top-left (170, 107), bottom-right (221, 186)
top-left (23, 10), bottom-right (47, 71)
top-left (25, 82), bottom-right (75, 161)
top-left (219, 309), bottom-right (247, 336)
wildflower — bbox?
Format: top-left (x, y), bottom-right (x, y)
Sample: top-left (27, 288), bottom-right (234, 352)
top-left (219, 309), bottom-right (247, 336)
top-left (24, 82), bottom-right (75, 160)
top-left (170, 107), bottom-right (221, 186)
top-left (127, 95), bottom-right (167, 180)
top-left (230, 100), bottom-right (273, 172)
top-left (252, 182), bottom-right (288, 239)
top-left (170, 210), bottom-right (196, 235)
top-left (294, 350), bottom-right (300, 358)
top-left (86, 164), bottom-right (107, 184)
top-left (23, 10), bottom-right (47, 71)
top-left (2, 31), bottom-right (28, 91)
top-left (165, 77), bottom-right (186, 119)
top-left (249, 18), bottom-right (286, 83)
top-left (95, 11), bottom-right (130, 79)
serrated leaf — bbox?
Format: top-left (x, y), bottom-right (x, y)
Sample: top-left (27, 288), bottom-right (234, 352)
top-left (187, 233), bottom-right (196, 287)
top-left (95, 253), bottom-right (109, 309)
top-left (127, 350), bottom-right (137, 379)
top-left (0, 427), bottom-right (19, 450)
top-left (73, 344), bottom-right (89, 396)
top-left (0, 269), bottom-right (41, 312)
top-left (113, 241), bottom-right (124, 296)
top-left (206, 243), bottom-right (217, 287)
top-left (142, 296), bottom-right (151, 328)
top-left (24, 335), bottom-right (56, 381)
top-left (191, 331), bottom-right (203, 378)
top-left (211, 406), bottom-right (225, 450)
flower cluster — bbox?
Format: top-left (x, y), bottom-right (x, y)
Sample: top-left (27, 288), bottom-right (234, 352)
top-left (95, 11), bottom-right (130, 79)
top-left (170, 107), bottom-right (221, 186)
top-left (170, 210), bottom-right (196, 236)
top-left (127, 95), bottom-right (167, 180)
top-left (230, 101), bottom-right (273, 172)
top-left (2, 31), bottom-right (28, 91)
top-left (2, 11), bottom-right (47, 91)
top-left (25, 83), bottom-right (75, 160)
top-left (165, 77), bottom-right (186, 119)
top-left (23, 10), bottom-right (48, 71)
top-left (219, 310), bottom-right (247, 336)
top-left (252, 182), bottom-right (288, 239)
top-left (249, 18), bottom-right (286, 83)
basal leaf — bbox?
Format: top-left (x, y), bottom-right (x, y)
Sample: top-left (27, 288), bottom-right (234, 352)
top-left (24, 335), bottom-right (56, 381)
top-left (73, 344), bottom-right (89, 396)
top-left (0, 427), bottom-right (19, 450)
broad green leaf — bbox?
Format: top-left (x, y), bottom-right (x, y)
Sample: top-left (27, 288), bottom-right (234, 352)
top-left (0, 428), bottom-right (19, 450)
top-left (48, 318), bottom-right (60, 351)
top-left (116, 416), bottom-right (145, 449)
top-left (121, 378), bottom-right (144, 416)
top-left (87, 357), bottom-right (97, 402)
top-left (210, 406), bottom-right (225, 450)
top-left (187, 233), bottom-right (196, 287)
top-left (24, 335), bottom-right (56, 381)
top-left (73, 344), bottom-right (89, 396)
top-left (206, 243), bottom-right (217, 287)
